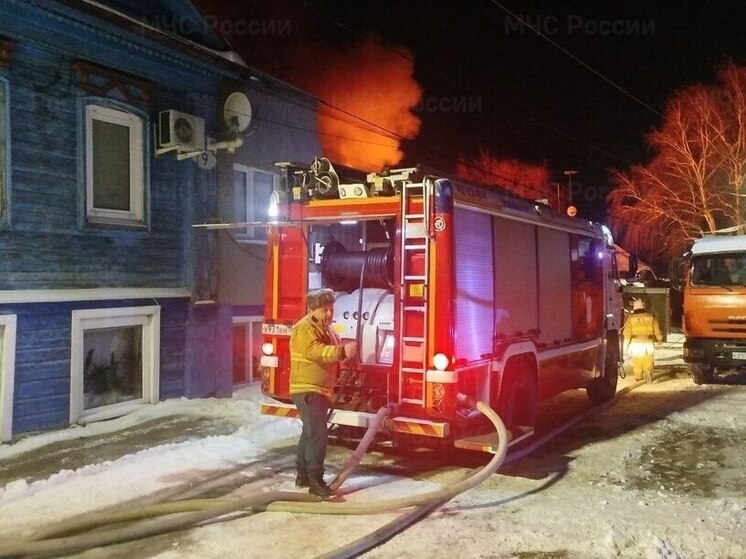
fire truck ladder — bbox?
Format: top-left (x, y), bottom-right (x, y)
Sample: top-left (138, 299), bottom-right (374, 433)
top-left (398, 179), bottom-right (431, 406)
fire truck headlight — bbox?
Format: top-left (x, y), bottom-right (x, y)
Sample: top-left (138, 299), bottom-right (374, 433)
top-left (432, 353), bottom-right (449, 371)
top-left (267, 191), bottom-right (280, 221)
top-left (262, 342), bottom-right (274, 356)
top-left (600, 224), bottom-right (614, 245)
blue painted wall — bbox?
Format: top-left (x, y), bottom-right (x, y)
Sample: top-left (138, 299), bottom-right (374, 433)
top-left (0, 0), bottom-right (248, 436)
top-left (0, 299), bottom-right (187, 433)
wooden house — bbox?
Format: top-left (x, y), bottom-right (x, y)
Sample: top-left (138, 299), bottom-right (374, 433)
top-left (0, 0), bottom-right (320, 441)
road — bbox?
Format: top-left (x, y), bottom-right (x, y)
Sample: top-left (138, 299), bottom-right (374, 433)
top-left (2, 335), bottom-right (745, 558)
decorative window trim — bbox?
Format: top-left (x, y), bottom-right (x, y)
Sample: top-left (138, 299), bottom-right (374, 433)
top-left (72, 60), bottom-right (151, 107)
top-left (70, 306), bottom-right (160, 424)
top-left (0, 314), bottom-right (17, 442)
top-left (232, 315), bottom-right (263, 384)
top-left (0, 76), bottom-right (9, 226)
top-left (0, 38), bottom-right (14, 69)
top-left (233, 164), bottom-right (278, 244)
top-left (0, 287), bottom-right (188, 305)
top-left (84, 103), bottom-right (146, 225)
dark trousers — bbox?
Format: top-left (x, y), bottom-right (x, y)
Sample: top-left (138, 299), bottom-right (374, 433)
top-left (291, 392), bottom-right (330, 478)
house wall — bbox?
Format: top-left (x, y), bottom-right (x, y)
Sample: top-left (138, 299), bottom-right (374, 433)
top-left (0, 0), bottom-right (242, 437)
top-left (2, 298), bottom-right (187, 434)
top-left (215, 82), bottom-right (322, 309)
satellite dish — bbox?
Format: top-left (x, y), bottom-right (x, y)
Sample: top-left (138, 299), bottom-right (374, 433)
top-left (223, 92), bottom-right (252, 134)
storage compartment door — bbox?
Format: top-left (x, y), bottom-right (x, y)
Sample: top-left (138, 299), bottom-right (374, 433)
top-left (454, 207), bottom-right (494, 361)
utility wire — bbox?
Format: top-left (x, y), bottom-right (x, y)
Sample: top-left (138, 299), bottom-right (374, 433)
top-left (302, 1), bottom-right (636, 167)
top-left (215, 1), bottom-right (637, 178)
top-left (490, 0), bottom-right (664, 118)
top-left (234, 108), bottom-right (552, 198)
top-left (253, 114), bottom-right (399, 147)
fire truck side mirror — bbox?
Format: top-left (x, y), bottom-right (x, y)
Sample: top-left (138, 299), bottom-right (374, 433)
top-left (628, 254), bottom-right (638, 278)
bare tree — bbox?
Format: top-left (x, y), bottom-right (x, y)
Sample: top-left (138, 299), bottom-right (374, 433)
top-left (608, 63), bottom-right (746, 265)
top-left (715, 64), bottom-right (746, 219)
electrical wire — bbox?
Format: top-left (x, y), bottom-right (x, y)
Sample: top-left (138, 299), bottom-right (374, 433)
top-left (490, 1), bottom-right (664, 118)
top-left (300, 2), bottom-right (638, 167)
top-left (4, 40), bottom-right (618, 202)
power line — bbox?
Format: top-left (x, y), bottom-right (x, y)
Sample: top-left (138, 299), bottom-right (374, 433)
top-left (252, 114), bottom-right (399, 147)
top-left (490, 0), bottom-right (664, 118)
top-left (249, 114), bottom-right (553, 201)
top-left (301, 2), bottom-right (636, 168)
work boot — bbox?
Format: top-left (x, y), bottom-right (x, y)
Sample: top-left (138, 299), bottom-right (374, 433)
top-left (308, 475), bottom-right (334, 499)
top-left (295, 471), bottom-right (309, 488)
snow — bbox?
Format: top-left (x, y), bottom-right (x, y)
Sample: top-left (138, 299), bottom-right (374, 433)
top-left (0, 390), bottom-right (301, 538)
top-left (0, 337), bottom-right (745, 558)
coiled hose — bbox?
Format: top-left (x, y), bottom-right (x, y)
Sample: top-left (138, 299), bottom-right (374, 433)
top-left (0, 401), bottom-right (508, 558)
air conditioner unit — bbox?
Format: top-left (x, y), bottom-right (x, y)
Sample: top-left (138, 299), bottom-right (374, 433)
top-left (158, 110), bottom-right (205, 152)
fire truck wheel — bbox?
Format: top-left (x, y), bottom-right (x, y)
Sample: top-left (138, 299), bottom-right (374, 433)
top-left (497, 369), bottom-right (538, 435)
top-left (587, 334), bottom-right (620, 404)
top-left (690, 364), bottom-right (714, 385)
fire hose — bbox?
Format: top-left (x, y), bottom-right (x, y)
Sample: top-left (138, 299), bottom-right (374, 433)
top-left (0, 400), bottom-right (507, 558)
top-left (0, 369), bottom-right (669, 558)
top-left (313, 372), bottom-right (668, 559)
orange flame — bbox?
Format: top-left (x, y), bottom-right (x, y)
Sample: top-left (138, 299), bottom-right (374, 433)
top-left (301, 42), bottom-right (422, 171)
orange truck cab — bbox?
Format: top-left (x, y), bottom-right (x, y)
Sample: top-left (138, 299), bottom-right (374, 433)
top-left (683, 235), bottom-right (746, 383)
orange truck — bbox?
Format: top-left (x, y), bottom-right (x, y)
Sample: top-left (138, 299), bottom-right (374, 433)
top-left (683, 235), bottom-right (746, 383)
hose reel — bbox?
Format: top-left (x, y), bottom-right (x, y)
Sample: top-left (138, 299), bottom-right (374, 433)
top-left (321, 241), bottom-right (394, 292)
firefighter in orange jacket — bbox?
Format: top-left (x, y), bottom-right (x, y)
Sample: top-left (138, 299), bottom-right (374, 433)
top-left (290, 288), bottom-right (357, 498)
top-left (624, 298), bottom-right (663, 383)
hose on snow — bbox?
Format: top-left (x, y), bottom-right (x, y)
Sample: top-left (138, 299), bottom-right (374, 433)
top-left (0, 401), bottom-right (507, 558)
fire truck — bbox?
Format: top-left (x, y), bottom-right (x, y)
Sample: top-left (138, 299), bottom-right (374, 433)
top-left (259, 158), bottom-right (623, 452)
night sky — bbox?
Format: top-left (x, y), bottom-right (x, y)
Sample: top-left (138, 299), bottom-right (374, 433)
top-left (200, 0), bottom-right (746, 219)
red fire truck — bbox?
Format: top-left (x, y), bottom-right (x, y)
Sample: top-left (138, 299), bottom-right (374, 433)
top-left (259, 158), bottom-right (623, 452)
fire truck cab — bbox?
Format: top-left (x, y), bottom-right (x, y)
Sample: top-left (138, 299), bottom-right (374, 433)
top-left (259, 158), bottom-right (623, 452)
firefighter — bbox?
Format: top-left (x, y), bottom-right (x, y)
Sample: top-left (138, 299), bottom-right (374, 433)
top-left (623, 298), bottom-right (663, 383)
top-left (290, 288), bottom-right (357, 498)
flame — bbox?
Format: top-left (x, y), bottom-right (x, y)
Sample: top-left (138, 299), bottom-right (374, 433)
top-left (300, 42), bottom-right (422, 171)
top-left (190, 0), bottom-right (422, 171)
top-left (456, 150), bottom-right (555, 204)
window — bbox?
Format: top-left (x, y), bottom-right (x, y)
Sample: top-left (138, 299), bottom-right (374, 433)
top-left (0, 79), bottom-right (8, 221)
top-left (0, 314), bottom-right (17, 442)
top-left (232, 316), bottom-right (263, 384)
top-left (85, 104), bottom-right (144, 224)
top-left (570, 235), bottom-right (604, 340)
top-left (70, 306), bottom-right (160, 423)
top-left (692, 253), bottom-right (746, 286)
top-left (233, 164), bottom-right (277, 241)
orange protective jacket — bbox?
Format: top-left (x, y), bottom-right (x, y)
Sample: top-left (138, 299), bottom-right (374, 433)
top-left (623, 311), bottom-right (663, 344)
top-left (289, 313), bottom-right (344, 399)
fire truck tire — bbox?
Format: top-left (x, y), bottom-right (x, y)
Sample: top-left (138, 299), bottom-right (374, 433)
top-left (587, 333), bottom-right (620, 404)
top-left (498, 368), bottom-right (538, 434)
top-left (690, 364), bottom-right (714, 385)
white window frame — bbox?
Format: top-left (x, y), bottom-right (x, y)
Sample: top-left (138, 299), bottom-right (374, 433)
top-left (233, 164), bottom-right (278, 243)
top-left (85, 104), bottom-right (144, 224)
top-left (70, 306), bottom-right (160, 424)
top-left (232, 315), bottom-right (263, 384)
top-left (0, 314), bottom-right (17, 442)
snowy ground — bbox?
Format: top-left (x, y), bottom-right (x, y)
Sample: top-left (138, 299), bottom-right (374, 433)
top-left (0, 335), bottom-right (745, 559)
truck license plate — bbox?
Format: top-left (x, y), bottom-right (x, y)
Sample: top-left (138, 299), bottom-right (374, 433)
top-left (732, 352), bottom-right (746, 360)
top-left (262, 322), bottom-right (293, 336)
